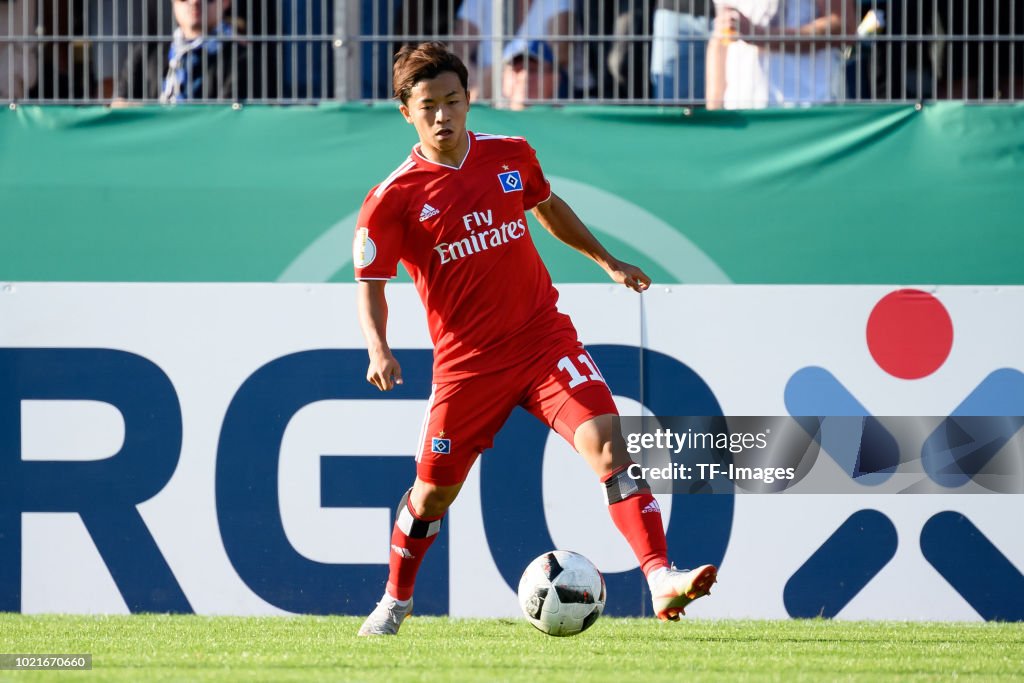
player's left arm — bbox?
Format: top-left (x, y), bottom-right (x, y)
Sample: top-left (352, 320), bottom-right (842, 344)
top-left (531, 193), bottom-right (651, 293)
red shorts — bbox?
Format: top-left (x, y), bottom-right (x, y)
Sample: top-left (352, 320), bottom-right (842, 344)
top-left (414, 342), bottom-right (618, 486)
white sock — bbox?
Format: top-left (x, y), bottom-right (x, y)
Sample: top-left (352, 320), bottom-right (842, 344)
top-left (646, 566), bottom-right (668, 592)
top-left (384, 590), bottom-right (411, 608)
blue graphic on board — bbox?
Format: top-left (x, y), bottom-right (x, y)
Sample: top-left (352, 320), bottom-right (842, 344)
top-left (782, 290), bottom-right (1024, 621)
top-left (922, 369), bottom-right (1024, 488)
top-left (0, 348), bottom-right (190, 613)
top-left (784, 367), bottom-right (899, 485)
top-left (783, 510), bottom-right (898, 618)
top-left (920, 511), bottom-right (1024, 621)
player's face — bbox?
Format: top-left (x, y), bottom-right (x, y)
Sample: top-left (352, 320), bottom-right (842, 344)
top-left (400, 71), bottom-right (470, 166)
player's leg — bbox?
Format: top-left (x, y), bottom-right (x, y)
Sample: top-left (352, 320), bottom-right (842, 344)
top-left (524, 347), bottom-right (716, 621)
top-left (358, 477), bottom-right (463, 637)
top-left (569, 410), bottom-right (672, 581)
top-left (359, 379), bottom-right (516, 636)
top-left (574, 413), bottom-right (717, 621)
top-left (522, 348), bottom-right (672, 576)
top-left (386, 477), bottom-right (462, 601)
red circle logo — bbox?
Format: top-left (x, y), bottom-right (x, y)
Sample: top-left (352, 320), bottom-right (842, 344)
top-left (866, 289), bottom-right (954, 380)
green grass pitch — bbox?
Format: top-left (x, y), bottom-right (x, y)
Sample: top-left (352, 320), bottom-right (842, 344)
top-left (1, 614), bottom-right (1022, 682)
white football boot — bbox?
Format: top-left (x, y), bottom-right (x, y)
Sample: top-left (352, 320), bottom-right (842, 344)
top-left (650, 564), bottom-right (718, 621)
top-left (357, 594), bottom-right (414, 636)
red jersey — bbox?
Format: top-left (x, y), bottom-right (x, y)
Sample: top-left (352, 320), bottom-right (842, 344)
top-left (354, 131), bottom-right (579, 381)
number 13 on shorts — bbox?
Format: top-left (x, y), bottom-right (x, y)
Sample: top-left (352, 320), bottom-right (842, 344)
top-left (557, 352), bottom-right (606, 389)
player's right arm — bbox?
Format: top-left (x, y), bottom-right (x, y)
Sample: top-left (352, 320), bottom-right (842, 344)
top-left (352, 173), bottom-right (410, 392)
top-left (358, 280), bottom-right (403, 391)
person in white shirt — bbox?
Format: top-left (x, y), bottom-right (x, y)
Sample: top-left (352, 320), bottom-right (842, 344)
top-left (706, 0), bottom-right (857, 109)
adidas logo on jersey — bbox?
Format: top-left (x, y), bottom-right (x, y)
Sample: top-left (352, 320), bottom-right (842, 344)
top-left (641, 500), bottom-right (661, 514)
top-left (419, 203), bottom-right (440, 222)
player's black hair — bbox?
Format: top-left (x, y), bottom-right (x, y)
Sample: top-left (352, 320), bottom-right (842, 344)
top-left (393, 41), bottom-right (469, 104)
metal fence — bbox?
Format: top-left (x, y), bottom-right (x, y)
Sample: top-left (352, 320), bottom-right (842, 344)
top-left (2, 0), bottom-right (1021, 106)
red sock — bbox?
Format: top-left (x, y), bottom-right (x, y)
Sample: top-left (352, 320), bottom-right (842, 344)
top-left (386, 495), bottom-right (443, 600)
top-left (603, 468), bottom-right (669, 577)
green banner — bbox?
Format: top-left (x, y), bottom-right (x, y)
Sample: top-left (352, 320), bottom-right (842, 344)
top-left (2, 103), bottom-right (1022, 284)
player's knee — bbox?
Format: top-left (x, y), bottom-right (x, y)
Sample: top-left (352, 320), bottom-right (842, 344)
top-left (395, 487), bottom-right (445, 541)
top-left (573, 414), bottom-right (609, 452)
top-left (574, 414), bottom-right (630, 475)
top-left (410, 479), bottom-right (461, 517)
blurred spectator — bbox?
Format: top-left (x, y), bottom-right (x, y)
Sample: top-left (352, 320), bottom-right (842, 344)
top-left (606, 0), bottom-right (655, 99)
top-left (844, 5), bottom-right (883, 100)
top-left (875, 0), bottom-right (1024, 100)
top-left (237, 0), bottom-right (277, 98)
top-left (650, 0), bottom-right (711, 101)
top-left (90, 0), bottom-right (156, 99)
top-left (944, 0), bottom-right (1024, 99)
top-left (576, 0), bottom-right (656, 100)
top-left (502, 38), bottom-right (561, 109)
top-left (454, 0), bottom-right (588, 102)
top-left (857, 1), bottom-right (945, 100)
top-left (30, 0), bottom-right (95, 100)
top-left (706, 0), bottom-right (858, 109)
top-left (115, 0), bottom-right (254, 102)
top-left (1, 0), bottom-right (38, 100)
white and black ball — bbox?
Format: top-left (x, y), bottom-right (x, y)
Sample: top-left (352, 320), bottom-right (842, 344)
top-left (517, 550), bottom-right (606, 637)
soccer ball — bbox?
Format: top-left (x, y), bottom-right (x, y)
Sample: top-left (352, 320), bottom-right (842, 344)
top-left (517, 550), bottom-right (606, 637)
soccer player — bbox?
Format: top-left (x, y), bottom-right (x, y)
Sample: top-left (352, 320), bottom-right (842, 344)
top-left (355, 41), bottom-right (717, 636)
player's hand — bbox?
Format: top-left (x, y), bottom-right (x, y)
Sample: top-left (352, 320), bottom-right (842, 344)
top-left (606, 259), bottom-right (651, 293)
top-left (367, 351), bottom-right (403, 391)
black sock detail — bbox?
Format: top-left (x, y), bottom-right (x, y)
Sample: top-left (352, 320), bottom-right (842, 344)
top-left (395, 488), bottom-right (443, 539)
top-left (604, 466), bottom-right (647, 504)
